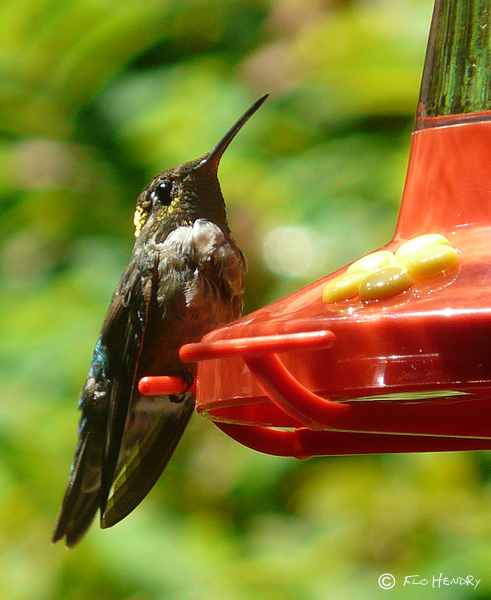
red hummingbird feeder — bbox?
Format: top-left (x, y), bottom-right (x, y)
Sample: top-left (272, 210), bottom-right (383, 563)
top-left (140, 0), bottom-right (491, 458)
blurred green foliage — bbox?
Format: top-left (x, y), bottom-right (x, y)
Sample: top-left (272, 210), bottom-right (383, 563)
top-left (2, 0), bottom-right (491, 598)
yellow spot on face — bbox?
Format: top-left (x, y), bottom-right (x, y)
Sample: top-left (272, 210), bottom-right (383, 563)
top-left (167, 197), bottom-right (181, 217)
top-left (358, 265), bottom-right (412, 302)
top-left (133, 206), bottom-right (147, 237)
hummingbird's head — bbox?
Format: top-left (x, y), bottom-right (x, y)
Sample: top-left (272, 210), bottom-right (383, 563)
top-left (133, 94), bottom-right (268, 242)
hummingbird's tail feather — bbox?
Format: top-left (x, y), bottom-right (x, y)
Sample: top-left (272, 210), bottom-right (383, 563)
top-left (101, 393), bottom-right (195, 528)
top-left (52, 435), bottom-right (102, 548)
top-left (53, 490), bottom-right (100, 549)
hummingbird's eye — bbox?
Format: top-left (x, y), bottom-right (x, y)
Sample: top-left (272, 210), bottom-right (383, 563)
top-left (152, 181), bottom-right (172, 206)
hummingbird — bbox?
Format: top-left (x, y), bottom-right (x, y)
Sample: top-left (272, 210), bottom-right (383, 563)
top-left (53, 94), bottom-right (268, 548)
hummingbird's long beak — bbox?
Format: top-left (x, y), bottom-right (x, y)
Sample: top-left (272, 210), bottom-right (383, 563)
top-left (204, 93), bottom-right (269, 168)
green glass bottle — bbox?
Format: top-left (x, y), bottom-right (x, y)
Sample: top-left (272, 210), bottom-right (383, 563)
top-left (396, 0), bottom-right (491, 236)
top-left (418, 0), bottom-right (491, 127)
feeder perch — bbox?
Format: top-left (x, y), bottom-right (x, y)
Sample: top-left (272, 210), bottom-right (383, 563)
top-left (139, 0), bottom-right (491, 458)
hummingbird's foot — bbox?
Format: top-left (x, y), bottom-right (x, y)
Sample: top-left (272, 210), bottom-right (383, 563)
top-left (181, 370), bottom-right (195, 393)
top-left (168, 370), bottom-right (195, 403)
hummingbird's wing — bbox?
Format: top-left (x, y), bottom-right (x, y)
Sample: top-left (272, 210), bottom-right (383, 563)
top-left (101, 391), bottom-right (194, 528)
top-left (54, 220), bottom-right (244, 546)
top-left (98, 263), bottom-right (155, 515)
top-left (53, 257), bottom-right (155, 547)
top-left (100, 249), bottom-right (198, 528)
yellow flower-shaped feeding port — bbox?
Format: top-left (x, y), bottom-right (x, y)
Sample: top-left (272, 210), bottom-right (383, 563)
top-left (322, 234), bottom-right (460, 305)
top-left (358, 266), bottom-right (413, 302)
